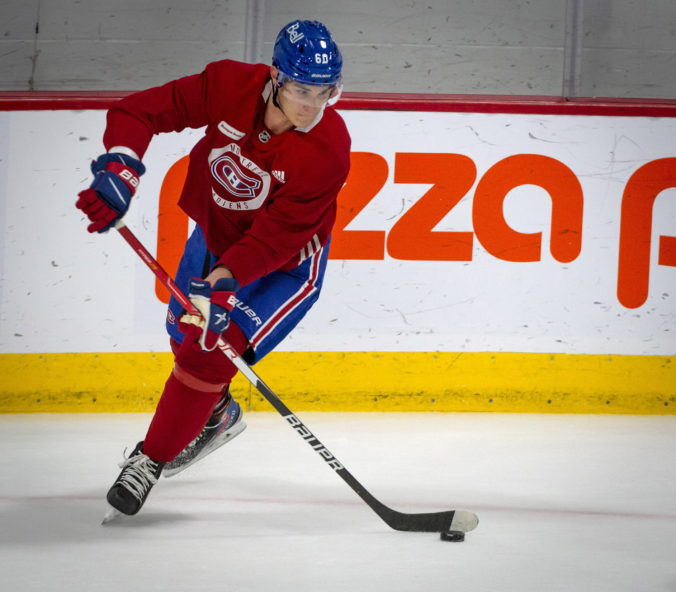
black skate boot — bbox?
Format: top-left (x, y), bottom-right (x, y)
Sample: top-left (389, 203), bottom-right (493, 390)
top-left (106, 442), bottom-right (165, 516)
top-left (164, 391), bottom-right (246, 478)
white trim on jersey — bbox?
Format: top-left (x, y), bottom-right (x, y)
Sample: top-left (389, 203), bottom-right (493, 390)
top-left (299, 233), bottom-right (322, 263)
top-left (249, 246), bottom-right (323, 351)
top-left (108, 145), bottom-right (140, 160)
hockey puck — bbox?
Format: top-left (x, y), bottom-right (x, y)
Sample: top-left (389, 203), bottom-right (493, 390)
top-left (440, 530), bottom-right (465, 542)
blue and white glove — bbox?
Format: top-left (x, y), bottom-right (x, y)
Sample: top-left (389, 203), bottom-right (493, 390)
top-left (183, 277), bottom-right (240, 351)
top-left (76, 153), bottom-right (145, 233)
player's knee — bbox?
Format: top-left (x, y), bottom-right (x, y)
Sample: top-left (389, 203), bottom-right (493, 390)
top-left (171, 362), bottom-right (228, 393)
top-left (170, 324), bottom-right (241, 387)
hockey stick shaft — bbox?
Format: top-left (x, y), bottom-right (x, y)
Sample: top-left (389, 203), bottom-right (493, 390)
top-left (115, 221), bottom-right (478, 533)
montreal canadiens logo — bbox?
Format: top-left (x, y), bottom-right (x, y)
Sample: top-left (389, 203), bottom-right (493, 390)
top-left (212, 156), bottom-right (260, 198)
top-left (208, 143), bottom-right (271, 210)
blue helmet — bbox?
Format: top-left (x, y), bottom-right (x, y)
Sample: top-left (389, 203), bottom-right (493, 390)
top-left (272, 20), bottom-right (343, 86)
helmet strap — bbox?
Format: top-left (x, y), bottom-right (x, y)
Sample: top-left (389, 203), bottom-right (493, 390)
top-left (269, 81), bottom-right (296, 130)
top-left (270, 69), bottom-right (284, 111)
top-left (272, 83), bottom-right (282, 110)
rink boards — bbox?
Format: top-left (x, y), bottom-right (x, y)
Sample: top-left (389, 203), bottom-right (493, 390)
top-left (0, 95), bottom-right (674, 413)
top-left (0, 351), bottom-right (672, 413)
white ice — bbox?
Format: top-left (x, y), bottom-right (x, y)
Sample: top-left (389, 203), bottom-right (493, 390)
top-left (1, 412), bottom-right (675, 592)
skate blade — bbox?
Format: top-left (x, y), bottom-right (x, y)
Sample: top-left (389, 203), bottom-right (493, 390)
top-left (101, 505), bottom-right (122, 525)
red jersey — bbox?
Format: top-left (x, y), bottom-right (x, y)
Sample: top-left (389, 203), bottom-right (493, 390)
top-left (103, 60), bottom-right (351, 287)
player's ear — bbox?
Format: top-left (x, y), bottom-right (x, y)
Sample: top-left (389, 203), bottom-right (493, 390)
top-left (270, 66), bottom-right (279, 85)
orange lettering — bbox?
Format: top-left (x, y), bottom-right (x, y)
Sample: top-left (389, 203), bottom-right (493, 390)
top-left (473, 154), bottom-right (583, 262)
top-left (617, 158), bottom-right (676, 308)
top-left (155, 156), bottom-right (190, 303)
top-left (329, 152), bottom-right (388, 260)
top-left (387, 153), bottom-right (476, 260)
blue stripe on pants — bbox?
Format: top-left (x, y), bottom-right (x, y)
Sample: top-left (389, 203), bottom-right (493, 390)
top-left (166, 225), bottom-right (330, 363)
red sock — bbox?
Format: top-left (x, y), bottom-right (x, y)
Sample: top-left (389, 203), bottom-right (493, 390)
top-left (143, 373), bottom-right (222, 462)
top-left (143, 322), bottom-right (250, 462)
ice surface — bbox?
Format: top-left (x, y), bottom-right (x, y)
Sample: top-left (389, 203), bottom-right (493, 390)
top-left (1, 412), bottom-right (674, 592)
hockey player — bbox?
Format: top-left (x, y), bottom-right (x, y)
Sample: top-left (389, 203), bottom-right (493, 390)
top-left (76, 20), bottom-right (350, 518)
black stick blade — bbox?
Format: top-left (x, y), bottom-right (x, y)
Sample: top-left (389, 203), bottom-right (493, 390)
top-left (378, 508), bottom-right (479, 533)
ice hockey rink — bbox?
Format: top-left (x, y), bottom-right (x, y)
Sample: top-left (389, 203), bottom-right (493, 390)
top-left (2, 0), bottom-right (676, 590)
top-left (1, 411), bottom-right (674, 592)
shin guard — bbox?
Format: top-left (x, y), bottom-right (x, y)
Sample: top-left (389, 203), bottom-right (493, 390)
top-left (143, 323), bottom-right (249, 462)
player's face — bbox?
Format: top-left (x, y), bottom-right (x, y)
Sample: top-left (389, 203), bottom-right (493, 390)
top-left (278, 80), bottom-right (339, 127)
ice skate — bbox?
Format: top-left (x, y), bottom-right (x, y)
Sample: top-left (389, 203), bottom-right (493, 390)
top-left (164, 392), bottom-right (246, 478)
top-left (105, 442), bottom-right (165, 518)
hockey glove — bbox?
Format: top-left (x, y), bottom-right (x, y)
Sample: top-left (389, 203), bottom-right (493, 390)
top-left (181, 277), bottom-right (240, 351)
top-left (76, 153), bottom-right (146, 233)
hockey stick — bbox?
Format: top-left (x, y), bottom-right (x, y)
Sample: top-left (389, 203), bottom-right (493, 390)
top-left (114, 221), bottom-right (478, 534)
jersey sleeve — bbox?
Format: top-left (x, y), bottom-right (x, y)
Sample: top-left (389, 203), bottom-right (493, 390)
top-left (102, 63), bottom-right (222, 159)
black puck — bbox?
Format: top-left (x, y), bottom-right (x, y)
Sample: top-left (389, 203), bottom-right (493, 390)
top-left (440, 530), bottom-right (465, 542)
